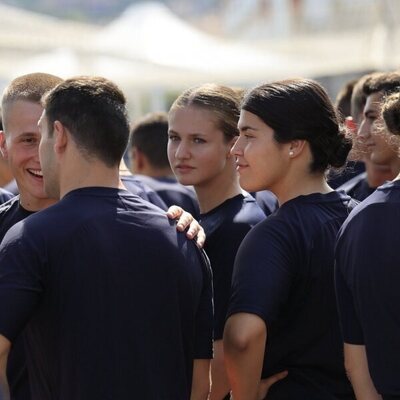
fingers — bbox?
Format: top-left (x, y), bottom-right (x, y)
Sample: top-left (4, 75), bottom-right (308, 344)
top-left (257, 371), bottom-right (288, 400)
top-left (166, 205), bottom-right (184, 220)
top-left (264, 370), bottom-right (288, 385)
top-left (191, 224), bottom-right (206, 248)
top-left (166, 205), bottom-right (205, 247)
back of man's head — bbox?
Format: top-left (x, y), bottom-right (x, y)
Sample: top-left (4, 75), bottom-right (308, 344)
top-left (130, 112), bottom-right (169, 169)
top-left (43, 76), bottom-right (130, 167)
top-left (1, 72), bottom-right (63, 130)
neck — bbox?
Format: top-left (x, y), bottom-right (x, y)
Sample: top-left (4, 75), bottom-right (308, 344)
top-left (195, 167), bottom-right (242, 214)
top-left (19, 193), bottom-right (57, 212)
top-left (137, 165), bottom-right (174, 179)
top-left (273, 172), bottom-right (332, 206)
top-left (60, 160), bottom-right (120, 199)
top-left (366, 160), bottom-right (400, 188)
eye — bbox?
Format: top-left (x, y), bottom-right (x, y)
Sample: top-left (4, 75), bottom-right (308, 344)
top-left (21, 137), bottom-right (38, 145)
top-left (168, 134), bottom-right (180, 142)
top-left (193, 137), bottom-right (206, 144)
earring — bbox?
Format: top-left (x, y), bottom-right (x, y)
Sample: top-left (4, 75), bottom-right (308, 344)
top-left (289, 151), bottom-right (294, 156)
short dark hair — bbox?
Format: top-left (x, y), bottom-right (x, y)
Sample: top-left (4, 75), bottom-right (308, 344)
top-left (130, 112), bottom-right (169, 168)
top-left (242, 78), bottom-right (352, 173)
top-left (43, 76), bottom-right (130, 167)
top-left (363, 71), bottom-right (400, 97)
top-left (382, 92), bottom-right (400, 136)
top-left (170, 83), bottom-right (241, 142)
top-left (335, 78), bottom-right (358, 121)
top-left (350, 73), bottom-right (380, 123)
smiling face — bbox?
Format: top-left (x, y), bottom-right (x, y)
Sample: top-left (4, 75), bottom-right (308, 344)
top-left (232, 110), bottom-right (290, 193)
top-left (167, 105), bottom-right (235, 188)
top-left (0, 100), bottom-right (54, 210)
top-left (358, 92), bottom-right (399, 166)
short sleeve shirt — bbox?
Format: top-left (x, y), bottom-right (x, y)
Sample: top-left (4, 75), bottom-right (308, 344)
top-left (335, 180), bottom-right (400, 396)
top-left (0, 187), bottom-right (212, 400)
top-left (201, 193), bottom-right (265, 339)
top-left (228, 191), bottom-right (356, 399)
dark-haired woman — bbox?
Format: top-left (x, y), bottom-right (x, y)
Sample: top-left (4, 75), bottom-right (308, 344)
top-left (168, 83), bottom-right (265, 399)
top-left (335, 92), bottom-right (400, 399)
top-left (224, 78), bottom-right (356, 400)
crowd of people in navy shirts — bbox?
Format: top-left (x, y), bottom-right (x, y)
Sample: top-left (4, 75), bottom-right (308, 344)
top-left (0, 69), bottom-right (398, 400)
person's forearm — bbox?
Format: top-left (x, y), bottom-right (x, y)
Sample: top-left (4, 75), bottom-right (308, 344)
top-left (0, 372), bottom-right (10, 400)
top-left (347, 372), bottom-right (381, 400)
top-left (344, 343), bottom-right (382, 400)
top-left (210, 340), bottom-right (230, 400)
top-left (224, 315), bottom-right (266, 400)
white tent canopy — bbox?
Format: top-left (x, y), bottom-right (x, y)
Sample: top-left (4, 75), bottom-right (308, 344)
top-left (93, 1), bottom-right (303, 85)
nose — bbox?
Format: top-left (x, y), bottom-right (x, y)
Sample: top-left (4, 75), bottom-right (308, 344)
top-left (175, 140), bottom-right (191, 160)
top-left (357, 118), bottom-right (370, 141)
top-left (231, 135), bottom-right (244, 157)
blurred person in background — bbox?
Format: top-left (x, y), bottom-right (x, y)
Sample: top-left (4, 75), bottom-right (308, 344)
top-left (327, 78), bottom-right (365, 189)
top-left (168, 83), bottom-right (265, 400)
top-left (338, 71), bottom-right (400, 200)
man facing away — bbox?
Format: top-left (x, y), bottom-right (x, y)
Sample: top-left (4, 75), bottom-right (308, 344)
top-left (0, 76), bottom-right (213, 400)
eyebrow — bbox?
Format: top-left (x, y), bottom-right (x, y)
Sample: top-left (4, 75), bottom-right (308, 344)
top-left (168, 130), bottom-right (206, 137)
top-left (238, 125), bottom-right (257, 132)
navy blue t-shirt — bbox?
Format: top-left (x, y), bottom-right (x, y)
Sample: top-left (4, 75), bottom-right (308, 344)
top-left (0, 187), bottom-right (213, 400)
top-left (0, 196), bottom-right (34, 400)
top-left (134, 175), bottom-right (200, 219)
top-left (337, 172), bottom-right (376, 202)
top-left (120, 174), bottom-right (168, 210)
top-left (201, 193), bottom-right (265, 340)
top-left (228, 191), bottom-right (356, 400)
top-left (335, 180), bottom-right (400, 396)
top-left (328, 161), bottom-right (366, 189)
top-left (0, 196), bottom-right (34, 241)
top-left (0, 188), bottom-right (14, 205)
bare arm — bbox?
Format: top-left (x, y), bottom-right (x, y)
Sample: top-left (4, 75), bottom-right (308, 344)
top-left (223, 313), bottom-right (266, 400)
top-left (191, 359), bottom-right (211, 400)
top-left (167, 206), bottom-right (205, 248)
top-left (209, 340), bottom-right (230, 400)
top-left (0, 335), bottom-right (11, 400)
top-left (344, 343), bottom-right (381, 400)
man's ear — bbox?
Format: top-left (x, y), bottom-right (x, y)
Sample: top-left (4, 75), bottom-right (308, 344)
top-left (0, 131), bottom-right (8, 159)
top-left (132, 147), bottom-right (145, 173)
top-left (53, 121), bottom-right (68, 155)
top-left (288, 139), bottom-right (307, 158)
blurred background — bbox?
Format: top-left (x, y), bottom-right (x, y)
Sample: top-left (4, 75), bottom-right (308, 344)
top-left (0, 0), bottom-right (399, 117)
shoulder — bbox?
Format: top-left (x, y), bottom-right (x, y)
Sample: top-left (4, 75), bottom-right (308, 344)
top-left (338, 182), bottom-right (400, 243)
top-left (0, 188), bottom-right (14, 204)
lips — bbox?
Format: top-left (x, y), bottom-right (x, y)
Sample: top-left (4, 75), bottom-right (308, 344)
top-left (235, 162), bottom-right (249, 172)
top-left (27, 168), bottom-right (43, 178)
top-left (175, 165), bottom-right (195, 173)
